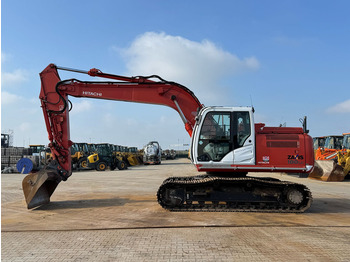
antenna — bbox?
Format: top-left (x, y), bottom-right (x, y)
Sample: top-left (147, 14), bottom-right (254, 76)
top-left (279, 117), bottom-right (286, 127)
top-left (249, 95), bottom-right (255, 113)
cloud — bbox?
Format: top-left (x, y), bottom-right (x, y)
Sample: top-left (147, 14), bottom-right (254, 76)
top-left (1, 52), bottom-right (12, 63)
top-left (102, 112), bottom-right (117, 128)
top-left (2, 69), bottom-right (29, 88)
top-left (19, 122), bottom-right (31, 132)
top-left (70, 100), bottom-right (93, 115)
top-left (118, 32), bottom-right (259, 105)
top-left (327, 99), bottom-right (350, 113)
top-left (1, 91), bottom-right (23, 105)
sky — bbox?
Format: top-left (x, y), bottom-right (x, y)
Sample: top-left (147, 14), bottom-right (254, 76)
top-left (1, 0), bottom-right (350, 149)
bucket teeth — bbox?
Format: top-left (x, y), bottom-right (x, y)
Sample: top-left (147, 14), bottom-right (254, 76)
top-left (22, 169), bottom-right (62, 209)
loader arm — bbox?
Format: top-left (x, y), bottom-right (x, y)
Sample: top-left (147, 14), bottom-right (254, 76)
top-left (23, 64), bottom-right (202, 208)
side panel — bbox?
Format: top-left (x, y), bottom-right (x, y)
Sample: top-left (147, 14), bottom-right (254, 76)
top-left (255, 133), bottom-right (306, 169)
top-left (304, 134), bottom-right (315, 168)
top-left (233, 144), bottom-right (255, 165)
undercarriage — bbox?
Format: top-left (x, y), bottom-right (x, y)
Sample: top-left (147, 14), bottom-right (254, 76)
top-left (157, 175), bottom-right (312, 213)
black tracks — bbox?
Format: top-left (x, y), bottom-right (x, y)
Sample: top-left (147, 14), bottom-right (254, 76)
top-left (157, 175), bottom-right (312, 213)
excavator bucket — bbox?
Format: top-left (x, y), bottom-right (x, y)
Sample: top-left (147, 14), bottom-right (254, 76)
top-left (308, 160), bottom-right (346, 182)
top-left (22, 168), bottom-right (62, 209)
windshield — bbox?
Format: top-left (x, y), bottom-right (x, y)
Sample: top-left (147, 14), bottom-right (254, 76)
top-left (324, 137), bottom-right (343, 149)
top-left (343, 135), bottom-right (350, 149)
top-left (96, 144), bottom-right (111, 155)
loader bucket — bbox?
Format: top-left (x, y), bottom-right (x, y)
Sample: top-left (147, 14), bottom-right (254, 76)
top-left (127, 155), bottom-right (140, 166)
top-left (22, 168), bottom-right (62, 209)
top-left (308, 160), bottom-right (345, 182)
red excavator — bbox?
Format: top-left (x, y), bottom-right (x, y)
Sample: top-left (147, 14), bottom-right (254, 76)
top-left (22, 64), bottom-right (314, 212)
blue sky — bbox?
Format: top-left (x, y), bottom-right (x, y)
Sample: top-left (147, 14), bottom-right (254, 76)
top-left (2, 1), bottom-right (350, 149)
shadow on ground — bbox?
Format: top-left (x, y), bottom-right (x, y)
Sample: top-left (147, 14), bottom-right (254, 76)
top-left (307, 197), bottom-right (350, 214)
top-left (33, 197), bottom-right (154, 211)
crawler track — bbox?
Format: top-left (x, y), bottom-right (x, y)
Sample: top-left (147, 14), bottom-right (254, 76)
top-left (157, 175), bottom-right (312, 213)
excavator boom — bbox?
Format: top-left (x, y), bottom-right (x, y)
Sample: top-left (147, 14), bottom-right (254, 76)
top-left (23, 64), bottom-right (202, 208)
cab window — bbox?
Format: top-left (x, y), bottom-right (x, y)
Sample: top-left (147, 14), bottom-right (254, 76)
top-left (197, 111), bottom-right (251, 162)
top-left (197, 112), bottom-right (231, 162)
top-left (234, 112), bottom-right (251, 148)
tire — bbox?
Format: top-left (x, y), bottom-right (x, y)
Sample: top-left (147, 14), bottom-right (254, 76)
top-left (110, 163), bottom-right (116, 171)
top-left (79, 157), bottom-right (88, 169)
top-left (96, 161), bottom-right (107, 171)
top-left (117, 161), bottom-right (127, 170)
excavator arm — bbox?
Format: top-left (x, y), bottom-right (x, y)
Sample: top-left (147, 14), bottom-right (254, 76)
top-left (23, 63), bottom-right (203, 209)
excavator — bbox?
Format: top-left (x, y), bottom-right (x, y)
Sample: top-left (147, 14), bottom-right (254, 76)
top-left (22, 64), bottom-right (314, 212)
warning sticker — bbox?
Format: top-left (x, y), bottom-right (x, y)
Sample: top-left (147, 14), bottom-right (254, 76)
top-left (262, 156), bottom-right (270, 164)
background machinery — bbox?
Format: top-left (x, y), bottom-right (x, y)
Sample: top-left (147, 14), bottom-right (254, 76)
top-left (309, 133), bottom-right (349, 181)
top-left (125, 146), bottom-right (142, 166)
top-left (143, 141), bottom-right (162, 165)
top-left (22, 64), bottom-right (314, 212)
top-left (16, 145), bottom-right (51, 174)
top-left (87, 143), bottom-right (127, 171)
top-left (112, 145), bottom-right (141, 166)
top-left (315, 135), bottom-right (343, 160)
top-left (313, 136), bottom-right (325, 153)
top-left (70, 142), bottom-right (92, 170)
top-left (164, 149), bottom-right (177, 160)
top-left (338, 133), bottom-right (350, 178)
top-left (1, 133), bottom-right (10, 148)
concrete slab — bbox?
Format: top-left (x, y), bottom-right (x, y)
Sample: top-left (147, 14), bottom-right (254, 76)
top-left (2, 158), bottom-right (350, 231)
top-left (3, 227), bottom-right (350, 262)
top-left (2, 158), bottom-right (350, 261)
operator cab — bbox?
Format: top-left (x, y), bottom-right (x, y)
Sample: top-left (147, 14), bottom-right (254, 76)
top-left (191, 107), bottom-right (255, 170)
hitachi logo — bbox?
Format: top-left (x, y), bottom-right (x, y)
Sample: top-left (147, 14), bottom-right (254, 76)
top-left (82, 91), bottom-right (102, 97)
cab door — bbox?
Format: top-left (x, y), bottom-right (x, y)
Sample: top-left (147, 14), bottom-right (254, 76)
top-left (232, 111), bottom-right (255, 165)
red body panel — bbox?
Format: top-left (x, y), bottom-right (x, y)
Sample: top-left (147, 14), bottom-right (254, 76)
top-left (254, 124), bottom-right (314, 172)
top-left (195, 123), bottom-right (314, 174)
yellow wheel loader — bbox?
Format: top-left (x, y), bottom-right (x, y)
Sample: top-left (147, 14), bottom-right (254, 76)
top-left (309, 133), bottom-right (350, 181)
top-left (88, 144), bottom-right (127, 171)
top-left (71, 143), bottom-right (95, 170)
top-left (126, 147), bottom-right (142, 166)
